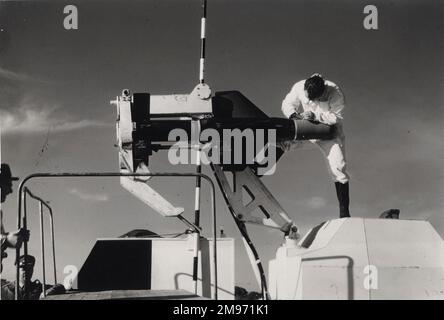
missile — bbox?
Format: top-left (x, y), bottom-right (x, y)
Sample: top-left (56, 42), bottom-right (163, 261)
top-left (132, 117), bottom-right (334, 143)
top-left (113, 86), bottom-right (336, 171)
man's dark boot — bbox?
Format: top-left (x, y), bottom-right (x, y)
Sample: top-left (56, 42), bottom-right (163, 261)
top-left (335, 182), bottom-right (350, 218)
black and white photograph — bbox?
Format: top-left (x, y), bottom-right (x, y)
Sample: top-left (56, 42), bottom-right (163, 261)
top-left (0, 0), bottom-right (443, 309)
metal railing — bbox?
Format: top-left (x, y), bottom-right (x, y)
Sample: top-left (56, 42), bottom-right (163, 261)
top-left (15, 172), bottom-right (218, 300)
top-left (23, 187), bottom-right (57, 299)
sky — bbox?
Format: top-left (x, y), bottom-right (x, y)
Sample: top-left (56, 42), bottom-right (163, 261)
top-left (0, 0), bottom-right (443, 292)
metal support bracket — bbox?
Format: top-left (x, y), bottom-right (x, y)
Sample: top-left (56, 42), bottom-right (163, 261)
top-left (212, 165), bottom-right (296, 233)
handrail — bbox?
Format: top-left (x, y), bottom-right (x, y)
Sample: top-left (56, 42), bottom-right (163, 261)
top-left (24, 187), bottom-right (57, 299)
top-left (15, 172), bottom-right (218, 300)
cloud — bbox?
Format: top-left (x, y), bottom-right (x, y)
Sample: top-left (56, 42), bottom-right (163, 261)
top-left (0, 100), bottom-right (109, 135)
top-left (68, 188), bottom-right (109, 202)
top-left (0, 66), bottom-right (51, 84)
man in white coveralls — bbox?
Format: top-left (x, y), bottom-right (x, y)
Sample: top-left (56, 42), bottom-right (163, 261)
top-left (281, 73), bottom-right (350, 218)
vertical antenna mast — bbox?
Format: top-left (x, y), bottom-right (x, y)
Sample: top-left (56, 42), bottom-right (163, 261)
top-left (194, 0), bottom-right (208, 229)
top-left (192, 0), bottom-right (212, 298)
top-left (199, 0), bottom-right (207, 83)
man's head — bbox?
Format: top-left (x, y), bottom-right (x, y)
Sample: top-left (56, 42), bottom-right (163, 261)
top-left (304, 73), bottom-right (326, 101)
top-left (0, 163), bottom-right (19, 203)
top-left (17, 254), bottom-right (36, 284)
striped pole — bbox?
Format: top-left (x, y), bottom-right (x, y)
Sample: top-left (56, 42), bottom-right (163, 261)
top-left (195, 0), bottom-right (207, 228)
top-left (195, 0), bottom-right (207, 227)
top-left (199, 0), bottom-right (207, 84)
top-left (193, 0), bottom-right (207, 296)
top-left (193, 0), bottom-right (207, 284)
top-left (194, 139), bottom-right (202, 227)
top-left (193, 0), bottom-right (207, 277)
top-left (192, 120), bottom-right (201, 295)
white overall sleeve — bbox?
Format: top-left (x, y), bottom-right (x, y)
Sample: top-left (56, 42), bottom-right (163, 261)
top-left (316, 87), bottom-right (346, 125)
top-left (281, 84), bottom-right (303, 118)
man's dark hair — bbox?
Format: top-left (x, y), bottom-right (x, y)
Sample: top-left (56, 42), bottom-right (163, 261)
top-left (304, 74), bottom-right (326, 100)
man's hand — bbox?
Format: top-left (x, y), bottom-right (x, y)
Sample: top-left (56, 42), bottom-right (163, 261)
top-left (289, 112), bottom-right (302, 120)
top-left (6, 228), bottom-right (30, 248)
top-left (300, 111), bottom-right (315, 121)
